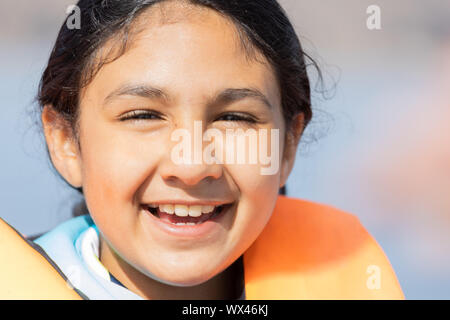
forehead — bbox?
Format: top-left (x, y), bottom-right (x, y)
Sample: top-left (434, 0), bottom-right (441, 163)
top-left (82, 1), bottom-right (281, 109)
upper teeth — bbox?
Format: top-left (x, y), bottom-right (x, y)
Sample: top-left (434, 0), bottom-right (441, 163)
top-left (150, 204), bottom-right (216, 217)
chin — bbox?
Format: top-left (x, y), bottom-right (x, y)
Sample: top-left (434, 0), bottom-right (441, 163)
top-left (143, 267), bottom-right (214, 287)
top-left (131, 256), bottom-right (216, 287)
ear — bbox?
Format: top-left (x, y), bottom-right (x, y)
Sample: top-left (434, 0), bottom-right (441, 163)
top-left (279, 113), bottom-right (304, 188)
top-left (41, 105), bottom-right (83, 188)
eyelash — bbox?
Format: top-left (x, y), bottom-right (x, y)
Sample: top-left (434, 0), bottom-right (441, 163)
top-left (118, 110), bottom-right (163, 122)
top-left (216, 112), bottom-right (258, 123)
top-left (119, 110), bottom-right (258, 124)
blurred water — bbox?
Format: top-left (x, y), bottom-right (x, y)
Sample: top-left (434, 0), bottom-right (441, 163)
top-left (0, 43), bottom-right (80, 235)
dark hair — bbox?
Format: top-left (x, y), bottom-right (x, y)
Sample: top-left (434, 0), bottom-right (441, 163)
top-left (38, 0), bottom-right (315, 132)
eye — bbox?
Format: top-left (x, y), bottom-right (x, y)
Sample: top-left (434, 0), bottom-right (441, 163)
top-left (215, 112), bottom-right (258, 123)
top-left (118, 110), bottom-right (163, 122)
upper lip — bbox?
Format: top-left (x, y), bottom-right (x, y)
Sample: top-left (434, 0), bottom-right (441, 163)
top-left (143, 200), bottom-right (234, 206)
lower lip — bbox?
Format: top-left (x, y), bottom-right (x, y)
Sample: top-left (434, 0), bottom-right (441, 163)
top-left (142, 205), bottom-right (233, 239)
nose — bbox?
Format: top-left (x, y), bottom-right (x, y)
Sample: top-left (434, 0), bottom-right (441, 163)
top-left (158, 121), bottom-right (224, 187)
top-left (159, 154), bottom-right (223, 187)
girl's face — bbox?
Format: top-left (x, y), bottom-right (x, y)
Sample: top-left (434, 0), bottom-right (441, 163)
top-left (45, 3), bottom-right (300, 290)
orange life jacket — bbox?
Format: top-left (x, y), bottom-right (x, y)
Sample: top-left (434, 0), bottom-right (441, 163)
top-left (0, 195), bottom-right (404, 299)
top-left (0, 218), bottom-right (82, 299)
top-left (243, 196), bottom-right (404, 299)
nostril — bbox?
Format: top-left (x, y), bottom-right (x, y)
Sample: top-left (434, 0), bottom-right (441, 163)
top-left (159, 158), bottom-right (223, 187)
top-left (164, 174), bottom-right (220, 187)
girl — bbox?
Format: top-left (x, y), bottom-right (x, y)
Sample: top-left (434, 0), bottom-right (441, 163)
top-left (1, 0), bottom-right (404, 299)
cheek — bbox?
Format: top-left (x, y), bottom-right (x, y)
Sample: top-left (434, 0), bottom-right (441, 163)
top-left (229, 162), bottom-right (280, 217)
top-left (228, 126), bottom-right (285, 238)
top-left (231, 164), bottom-right (279, 196)
top-left (78, 122), bottom-right (166, 225)
top-left (226, 126), bottom-right (285, 196)
top-left (226, 164), bottom-right (279, 258)
top-left (224, 138), bottom-right (284, 246)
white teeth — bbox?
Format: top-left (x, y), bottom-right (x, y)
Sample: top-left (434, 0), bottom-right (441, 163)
top-left (201, 205), bottom-right (215, 214)
top-left (188, 205), bottom-right (202, 217)
top-left (174, 205), bottom-right (189, 217)
top-left (159, 204), bottom-right (174, 214)
top-left (151, 203), bottom-right (220, 217)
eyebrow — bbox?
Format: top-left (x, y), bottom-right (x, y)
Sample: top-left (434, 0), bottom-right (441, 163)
top-left (212, 88), bottom-right (273, 110)
top-left (104, 84), bottom-right (170, 104)
top-left (103, 84), bottom-right (274, 110)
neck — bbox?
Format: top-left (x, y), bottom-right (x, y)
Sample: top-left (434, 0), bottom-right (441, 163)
top-left (99, 237), bottom-right (244, 300)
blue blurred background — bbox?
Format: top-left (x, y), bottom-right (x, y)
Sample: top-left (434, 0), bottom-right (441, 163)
top-left (1, 0), bottom-right (449, 299)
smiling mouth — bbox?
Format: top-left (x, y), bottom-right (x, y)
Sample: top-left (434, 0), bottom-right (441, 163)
top-left (144, 203), bottom-right (233, 226)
